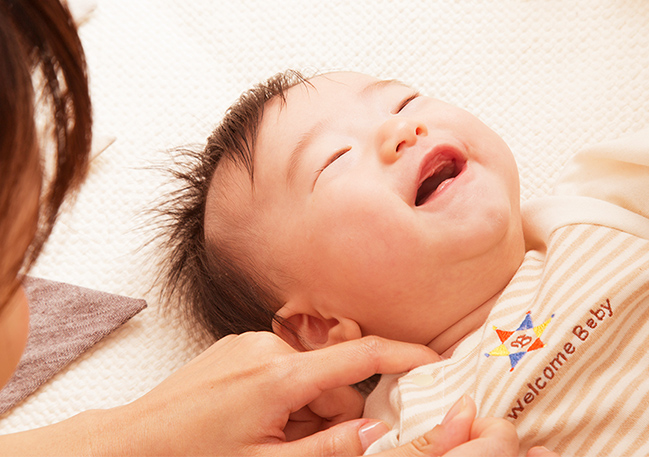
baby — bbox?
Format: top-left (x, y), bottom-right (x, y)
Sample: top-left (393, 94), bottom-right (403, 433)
top-left (157, 70), bottom-right (648, 456)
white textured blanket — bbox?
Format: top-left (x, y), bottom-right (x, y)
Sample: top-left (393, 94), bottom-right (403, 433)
top-left (0, 0), bottom-right (647, 434)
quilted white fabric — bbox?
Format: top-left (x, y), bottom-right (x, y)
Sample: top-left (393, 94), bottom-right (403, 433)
top-left (0, 0), bottom-right (647, 434)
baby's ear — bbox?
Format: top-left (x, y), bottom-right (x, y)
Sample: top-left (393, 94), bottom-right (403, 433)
top-left (273, 304), bottom-right (362, 352)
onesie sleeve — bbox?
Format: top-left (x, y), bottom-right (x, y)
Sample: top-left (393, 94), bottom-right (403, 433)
top-left (553, 129), bottom-right (648, 219)
top-left (522, 130), bottom-right (649, 250)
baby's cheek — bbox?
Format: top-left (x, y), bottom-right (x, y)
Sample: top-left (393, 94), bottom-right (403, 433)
top-left (315, 206), bottom-right (409, 280)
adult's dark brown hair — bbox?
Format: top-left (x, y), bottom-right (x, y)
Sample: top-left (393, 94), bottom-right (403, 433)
top-left (0, 0), bottom-right (92, 309)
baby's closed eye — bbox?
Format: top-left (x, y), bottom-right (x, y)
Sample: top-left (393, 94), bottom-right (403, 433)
top-left (394, 91), bottom-right (421, 114)
top-left (314, 146), bottom-right (352, 185)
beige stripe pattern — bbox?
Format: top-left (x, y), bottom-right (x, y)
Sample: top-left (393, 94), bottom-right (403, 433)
top-left (381, 224), bottom-right (648, 456)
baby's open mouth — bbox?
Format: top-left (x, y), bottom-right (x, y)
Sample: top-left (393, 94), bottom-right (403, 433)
top-left (415, 157), bottom-right (464, 206)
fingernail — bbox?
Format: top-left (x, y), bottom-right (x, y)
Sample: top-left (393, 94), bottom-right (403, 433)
top-left (358, 420), bottom-right (390, 451)
top-left (441, 394), bottom-right (468, 425)
top-left (529, 446), bottom-right (554, 456)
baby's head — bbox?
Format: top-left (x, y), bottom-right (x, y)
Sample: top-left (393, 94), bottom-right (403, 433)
top-left (160, 70), bottom-right (525, 352)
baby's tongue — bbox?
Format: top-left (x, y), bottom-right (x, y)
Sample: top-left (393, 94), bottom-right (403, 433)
top-left (415, 162), bottom-right (456, 206)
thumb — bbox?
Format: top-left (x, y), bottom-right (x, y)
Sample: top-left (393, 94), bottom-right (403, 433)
top-left (527, 446), bottom-right (559, 457)
top-left (277, 419), bottom-right (390, 457)
top-left (370, 395), bottom-right (476, 457)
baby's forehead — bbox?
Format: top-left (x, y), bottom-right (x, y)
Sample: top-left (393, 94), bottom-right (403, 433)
top-left (308, 71), bottom-right (382, 88)
top-left (265, 72), bottom-right (415, 122)
top-left (261, 72), bottom-right (395, 135)
top-left (279, 72), bottom-right (397, 104)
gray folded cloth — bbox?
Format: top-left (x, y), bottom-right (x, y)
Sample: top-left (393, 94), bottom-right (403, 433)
top-left (0, 277), bottom-right (147, 414)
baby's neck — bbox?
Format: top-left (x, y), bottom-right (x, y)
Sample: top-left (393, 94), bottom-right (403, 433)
top-left (428, 289), bottom-right (503, 359)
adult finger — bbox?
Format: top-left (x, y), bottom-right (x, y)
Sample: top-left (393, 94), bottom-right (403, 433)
top-left (370, 396), bottom-right (476, 457)
top-left (270, 418), bottom-right (390, 457)
top-left (307, 385), bottom-right (365, 426)
top-left (444, 416), bottom-right (519, 457)
top-left (527, 446), bottom-right (559, 457)
top-left (283, 387), bottom-right (363, 442)
top-left (293, 336), bottom-right (441, 395)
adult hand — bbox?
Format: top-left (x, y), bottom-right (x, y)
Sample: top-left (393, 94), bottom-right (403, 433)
top-left (372, 395), bottom-right (520, 457)
top-left (371, 395), bottom-right (558, 457)
top-left (93, 332), bottom-right (442, 456)
top-left (0, 331), bottom-right (554, 456)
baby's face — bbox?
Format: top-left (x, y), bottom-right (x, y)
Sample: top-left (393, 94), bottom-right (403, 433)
top-left (207, 72), bottom-right (524, 346)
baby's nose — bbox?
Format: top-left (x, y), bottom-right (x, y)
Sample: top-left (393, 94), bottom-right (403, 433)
top-left (377, 117), bottom-right (428, 163)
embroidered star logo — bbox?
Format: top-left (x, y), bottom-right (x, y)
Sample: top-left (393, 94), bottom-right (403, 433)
top-left (485, 311), bottom-right (554, 371)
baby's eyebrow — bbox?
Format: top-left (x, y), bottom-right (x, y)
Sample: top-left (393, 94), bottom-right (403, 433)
top-left (286, 118), bottom-right (329, 187)
top-left (360, 78), bottom-right (411, 97)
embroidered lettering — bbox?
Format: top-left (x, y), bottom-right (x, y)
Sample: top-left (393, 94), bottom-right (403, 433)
top-left (549, 352), bottom-right (567, 371)
top-left (601, 298), bottom-right (612, 316)
top-left (573, 325), bottom-right (589, 341)
top-left (543, 365), bottom-right (555, 380)
top-left (511, 334), bottom-right (533, 348)
top-left (507, 399), bottom-right (525, 419)
top-left (506, 298), bottom-right (613, 421)
top-left (590, 307), bottom-right (606, 320)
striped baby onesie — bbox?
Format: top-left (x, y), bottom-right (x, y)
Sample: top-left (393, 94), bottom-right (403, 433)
top-left (364, 130), bottom-right (649, 456)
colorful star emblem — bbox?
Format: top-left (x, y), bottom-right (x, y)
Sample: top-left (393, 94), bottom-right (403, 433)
top-left (485, 311), bottom-right (554, 371)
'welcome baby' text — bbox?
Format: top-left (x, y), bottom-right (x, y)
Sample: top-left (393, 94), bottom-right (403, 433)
top-left (507, 299), bottom-right (613, 420)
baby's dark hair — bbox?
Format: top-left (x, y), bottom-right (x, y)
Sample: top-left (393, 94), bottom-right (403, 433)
top-left (155, 70), bottom-right (310, 341)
